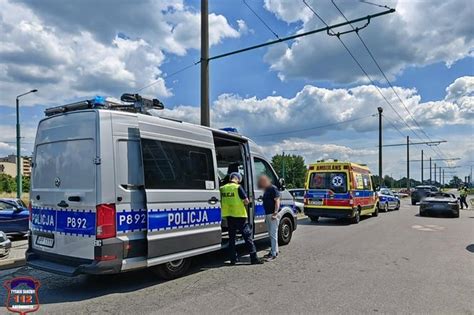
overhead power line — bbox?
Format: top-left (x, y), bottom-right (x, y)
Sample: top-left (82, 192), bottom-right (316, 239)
top-left (303, 0), bottom-right (449, 165)
top-left (242, 0), bottom-right (280, 39)
top-left (331, 0), bottom-right (447, 162)
top-left (209, 6), bottom-right (394, 61)
top-left (359, 0), bottom-right (391, 9)
top-left (255, 113), bottom-right (375, 138)
top-left (136, 61), bottom-right (200, 92)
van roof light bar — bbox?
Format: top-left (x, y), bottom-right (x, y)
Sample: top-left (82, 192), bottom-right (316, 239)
top-left (44, 93), bottom-right (165, 117)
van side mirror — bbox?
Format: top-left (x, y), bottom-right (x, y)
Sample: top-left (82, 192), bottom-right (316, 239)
top-left (279, 178), bottom-right (286, 190)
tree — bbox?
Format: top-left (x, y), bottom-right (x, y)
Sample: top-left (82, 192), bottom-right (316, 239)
top-left (0, 174), bottom-right (15, 193)
top-left (271, 154), bottom-right (307, 189)
top-left (449, 176), bottom-right (462, 188)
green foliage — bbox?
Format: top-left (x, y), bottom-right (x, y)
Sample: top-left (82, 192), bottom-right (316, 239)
top-left (271, 154), bottom-right (307, 189)
top-left (0, 174), bottom-right (29, 193)
top-left (22, 175), bottom-right (30, 192)
top-left (0, 174), bottom-right (16, 193)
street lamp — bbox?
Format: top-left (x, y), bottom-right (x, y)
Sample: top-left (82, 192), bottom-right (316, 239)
top-left (16, 89), bottom-right (38, 198)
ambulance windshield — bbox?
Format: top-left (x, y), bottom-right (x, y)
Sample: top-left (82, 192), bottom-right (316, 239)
top-left (309, 172), bottom-right (347, 193)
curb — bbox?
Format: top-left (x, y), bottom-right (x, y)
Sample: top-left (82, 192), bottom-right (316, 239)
top-left (0, 257), bottom-right (26, 271)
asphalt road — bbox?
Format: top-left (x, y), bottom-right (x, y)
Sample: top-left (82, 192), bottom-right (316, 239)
top-left (1, 199), bottom-right (473, 314)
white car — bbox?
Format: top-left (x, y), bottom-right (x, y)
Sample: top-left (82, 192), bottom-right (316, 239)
top-left (0, 231), bottom-right (12, 258)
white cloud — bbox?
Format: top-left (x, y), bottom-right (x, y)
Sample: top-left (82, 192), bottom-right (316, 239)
top-left (0, 0), bottom-right (245, 105)
top-left (262, 0), bottom-right (474, 83)
top-left (161, 76), bottom-right (474, 141)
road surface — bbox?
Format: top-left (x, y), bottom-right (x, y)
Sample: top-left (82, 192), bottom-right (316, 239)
top-left (1, 199), bottom-right (473, 314)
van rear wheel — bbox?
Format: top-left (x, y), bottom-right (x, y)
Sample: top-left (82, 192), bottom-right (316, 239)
top-left (152, 258), bottom-right (192, 280)
top-left (278, 216), bottom-right (293, 246)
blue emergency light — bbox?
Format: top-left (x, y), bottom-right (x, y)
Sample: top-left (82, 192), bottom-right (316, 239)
top-left (220, 127), bottom-right (239, 133)
top-left (92, 96), bottom-right (106, 107)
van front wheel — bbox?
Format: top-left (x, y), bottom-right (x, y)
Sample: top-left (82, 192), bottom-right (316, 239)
top-left (152, 258), bottom-right (192, 280)
top-left (278, 216), bottom-right (293, 246)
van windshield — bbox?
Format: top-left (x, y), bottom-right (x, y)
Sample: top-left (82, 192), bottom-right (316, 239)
top-left (33, 139), bottom-right (95, 189)
top-left (309, 172), bottom-right (348, 193)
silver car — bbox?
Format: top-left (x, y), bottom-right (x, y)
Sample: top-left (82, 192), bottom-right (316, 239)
top-left (0, 231), bottom-right (12, 258)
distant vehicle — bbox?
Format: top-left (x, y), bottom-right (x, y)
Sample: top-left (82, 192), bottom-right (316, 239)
top-left (304, 161), bottom-right (378, 224)
top-left (377, 188), bottom-right (400, 212)
top-left (0, 231), bottom-right (12, 258)
top-left (411, 185), bottom-right (438, 205)
top-left (288, 189), bottom-right (305, 213)
top-left (398, 188), bottom-right (411, 196)
top-left (419, 192), bottom-right (460, 218)
top-left (393, 190), bottom-right (409, 198)
top-left (0, 199), bottom-right (29, 235)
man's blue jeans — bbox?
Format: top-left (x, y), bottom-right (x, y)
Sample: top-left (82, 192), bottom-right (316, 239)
top-left (265, 214), bottom-right (279, 257)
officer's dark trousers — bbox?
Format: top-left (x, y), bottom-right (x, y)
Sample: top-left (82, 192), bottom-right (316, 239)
top-left (460, 196), bottom-right (468, 209)
top-left (227, 217), bottom-right (257, 263)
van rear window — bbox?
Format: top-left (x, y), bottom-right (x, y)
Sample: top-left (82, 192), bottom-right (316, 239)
top-left (33, 139), bottom-right (95, 189)
top-left (309, 172), bottom-right (347, 193)
top-left (141, 139), bottom-right (215, 190)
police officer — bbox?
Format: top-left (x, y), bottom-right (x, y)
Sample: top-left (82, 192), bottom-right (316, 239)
top-left (220, 172), bottom-right (263, 265)
top-left (459, 186), bottom-right (469, 209)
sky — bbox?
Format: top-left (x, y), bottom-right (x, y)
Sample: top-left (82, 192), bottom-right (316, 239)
top-left (0, 0), bottom-right (473, 182)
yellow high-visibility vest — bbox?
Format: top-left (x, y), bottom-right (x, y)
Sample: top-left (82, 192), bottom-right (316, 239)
top-left (220, 183), bottom-right (247, 218)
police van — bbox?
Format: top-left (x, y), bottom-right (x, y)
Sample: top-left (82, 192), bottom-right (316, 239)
top-left (26, 95), bottom-right (297, 279)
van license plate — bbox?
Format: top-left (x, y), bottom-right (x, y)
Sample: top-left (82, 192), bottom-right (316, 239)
top-left (310, 200), bottom-right (323, 206)
top-left (36, 235), bottom-right (54, 248)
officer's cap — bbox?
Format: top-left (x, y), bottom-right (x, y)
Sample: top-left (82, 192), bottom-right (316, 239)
top-left (229, 172), bottom-right (242, 183)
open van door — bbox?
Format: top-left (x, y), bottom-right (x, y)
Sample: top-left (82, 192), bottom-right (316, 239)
top-left (138, 118), bottom-right (221, 277)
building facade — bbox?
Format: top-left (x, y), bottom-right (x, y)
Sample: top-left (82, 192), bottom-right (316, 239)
top-left (0, 155), bottom-right (32, 177)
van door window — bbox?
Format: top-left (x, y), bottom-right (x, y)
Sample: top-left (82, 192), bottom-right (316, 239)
top-left (253, 158), bottom-right (278, 185)
top-left (141, 139), bottom-right (215, 190)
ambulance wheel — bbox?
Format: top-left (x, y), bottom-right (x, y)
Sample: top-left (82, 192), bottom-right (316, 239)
top-left (351, 209), bottom-right (361, 224)
top-left (309, 215), bottom-right (319, 222)
top-left (153, 258), bottom-right (191, 280)
top-left (372, 204), bottom-right (379, 217)
top-left (278, 216), bottom-right (293, 246)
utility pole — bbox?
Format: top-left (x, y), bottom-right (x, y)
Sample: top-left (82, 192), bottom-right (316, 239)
top-left (421, 150), bottom-right (424, 183)
top-left (282, 151), bottom-right (286, 179)
top-left (429, 157), bottom-right (432, 184)
top-left (439, 165), bottom-right (442, 184)
top-left (378, 107), bottom-right (383, 186)
top-left (442, 169), bottom-right (445, 186)
top-left (434, 163), bottom-right (437, 186)
top-left (16, 89), bottom-right (37, 198)
top-left (200, 0), bottom-right (210, 127)
top-left (407, 136), bottom-right (410, 190)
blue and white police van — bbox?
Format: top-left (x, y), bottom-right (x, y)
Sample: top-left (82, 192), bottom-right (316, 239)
top-left (377, 188), bottom-right (400, 212)
top-left (26, 95), bottom-right (297, 279)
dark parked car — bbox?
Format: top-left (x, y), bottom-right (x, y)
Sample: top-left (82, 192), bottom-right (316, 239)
top-left (411, 185), bottom-right (438, 205)
top-left (0, 199), bottom-right (29, 235)
top-left (419, 192), bottom-right (460, 218)
top-left (0, 231), bottom-right (12, 257)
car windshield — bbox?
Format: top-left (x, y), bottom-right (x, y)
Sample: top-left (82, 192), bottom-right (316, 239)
top-left (309, 172), bottom-right (347, 193)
